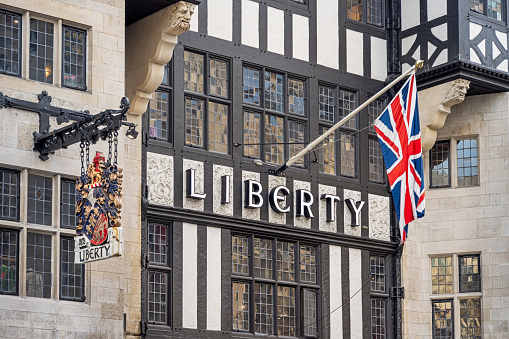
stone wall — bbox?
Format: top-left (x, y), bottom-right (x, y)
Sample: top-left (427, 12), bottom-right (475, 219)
top-left (0, 0), bottom-right (141, 337)
top-left (402, 92), bottom-right (509, 338)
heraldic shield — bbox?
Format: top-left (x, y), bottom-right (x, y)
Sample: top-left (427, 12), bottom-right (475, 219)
top-left (76, 152), bottom-right (122, 245)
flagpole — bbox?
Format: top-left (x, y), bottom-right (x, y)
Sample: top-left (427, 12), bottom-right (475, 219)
top-left (269, 60), bottom-right (424, 176)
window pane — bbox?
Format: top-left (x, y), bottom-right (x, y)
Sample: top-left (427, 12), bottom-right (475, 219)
top-left (148, 271), bottom-right (168, 324)
top-left (265, 115), bottom-right (284, 164)
top-left (232, 282), bottom-right (250, 331)
top-left (369, 99), bottom-right (385, 132)
top-left (232, 235), bottom-right (249, 275)
top-left (487, 0), bottom-right (502, 20)
top-left (371, 298), bottom-right (386, 339)
top-left (457, 139), bottom-right (478, 187)
top-left (276, 241), bottom-right (295, 282)
top-left (26, 232), bottom-right (52, 298)
top-left (29, 19), bottom-right (53, 83)
top-left (0, 228), bottom-right (18, 294)
top-left (340, 132), bottom-right (356, 177)
top-left (60, 237), bottom-right (84, 301)
top-left (264, 71), bottom-right (284, 112)
top-left (210, 58), bottom-right (228, 97)
top-left (367, 0), bottom-right (383, 26)
top-left (433, 300), bottom-right (453, 339)
top-left (0, 169), bottom-right (19, 220)
top-left (208, 102), bottom-right (229, 154)
top-left (149, 91), bottom-right (169, 140)
top-left (162, 62), bottom-right (170, 85)
top-left (339, 90), bottom-right (357, 129)
top-left (347, 0), bottom-right (362, 21)
top-left (371, 256), bottom-right (385, 292)
top-left (471, 0), bottom-right (484, 13)
top-left (460, 298), bottom-right (482, 339)
top-left (148, 224), bottom-right (167, 265)
top-left (369, 139), bottom-right (385, 183)
top-left (243, 67), bottom-right (260, 105)
top-left (185, 97), bottom-right (204, 147)
top-left (243, 111), bottom-right (260, 158)
top-left (319, 127), bottom-right (336, 175)
top-left (303, 289), bottom-right (318, 337)
top-left (60, 180), bottom-right (76, 229)
top-left (184, 51), bottom-right (204, 93)
top-left (319, 85), bottom-right (335, 122)
top-left (459, 255), bottom-right (481, 292)
top-left (255, 283), bottom-right (273, 334)
top-left (431, 256), bottom-right (453, 294)
top-left (277, 286), bottom-right (295, 336)
top-left (27, 175), bottom-right (52, 226)
top-left (300, 245), bottom-right (316, 284)
top-left (254, 238), bottom-right (272, 279)
top-left (62, 27), bottom-right (86, 89)
top-left (0, 10), bottom-right (21, 76)
top-left (288, 78), bottom-right (305, 115)
top-left (288, 120), bottom-right (305, 167)
top-left (430, 141), bottom-right (450, 188)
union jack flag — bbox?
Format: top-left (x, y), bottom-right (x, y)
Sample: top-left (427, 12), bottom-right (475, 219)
top-left (374, 73), bottom-right (425, 243)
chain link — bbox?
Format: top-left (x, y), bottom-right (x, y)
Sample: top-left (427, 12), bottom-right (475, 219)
top-left (80, 141), bottom-right (85, 176)
top-left (85, 140), bottom-right (90, 168)
top-left (108, 132), bottom-right (113, 165)
top-left (113, 131), bottom-right (118, 165)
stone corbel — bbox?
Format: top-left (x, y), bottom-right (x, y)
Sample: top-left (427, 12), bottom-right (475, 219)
top-left (419, 79), bottom-right (470, 152)
top-left (126, 1), bottom-right (196, 115)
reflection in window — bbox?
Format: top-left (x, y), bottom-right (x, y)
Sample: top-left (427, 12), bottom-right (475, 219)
top-left (0, 228), bottom-right (18, 294)
top-left (208, 102), bottom-right (228, 154)
top-left (347, 0), bottom-right (362, 21)
top-left (288, 79), bottom-right (305, 115)
top-left (276, 241), bottom-right (295, 282)
top-left (232, 282), bottom-right (250, 331)
top-left (210, 58), bottom-right (228, 97)
top-left (60, 180), bottom-right (76, 229)
top-left (339, 89), bottom-right (357, 129)
top-left (29, 19), bottom-right (54, 84)
top-left (369, 139), bottom-right (385, 183)
top-left (232, 235), bottom-right (249, 275)
top-left (300, 245), bottom-right (316, 284)
top-left (430, 141), bottom-right (450, 188)
top-left (288, 120), bottom-right (305, 167)
top-left (243, 67), bottom-right (260, 105)
top-left (303, 289), bottom-right (317, 337)
top-left (254, 238), bottom-right (272, 279)
top-left (277, 286), bottom-right (296, 336)
top-left (148, 224), bottom-right (167, 265)
top-left (432, 300), bottom-right (453, 339)
top-left (367, 0), bottom-right (383, 26)
top-left (0, 168), bottom-right (19, 220)
top-left (319, 127), bottom-right (336, 175)
top-left (62, 27), bottom-right (86, 90)
top-left (0, 10), bottom-right (21, 76)
top-left (459, 255), bottom-right (481, 292)
top-left (26, 232), bottom-right (52, 298)
top-left (148, 91), bottom-right (168, 139)
top-left (27, 175), bottom-right (52, 226)
top-left (185, 97), bottom-right (204, 147)
top-left (371, 298), bottom-right (386, 339)
top-left (457, 139), bottom-right (478, 187)
top-left (471, 0), bottom-right (484, 13)
top-left (265, 115), bottom-right (284, 164)
top-left (460, 298), bottom-right (481, 339)
top-left (243, 111), bottom-right (261, 158)
top-left (255, 283), bottom-right (273, 334)
top-left (369, 99), bottom-right (385, 132)
top-left (371, 256), bottom-right (385, 292)
top-left (265, 71), bottom-right (284, 112)
top-left (184, 51), bottom-right (204, 93)
top-left (148, 271), bottom-right (168, 324)
top-left (319, 85), bottom-right (335, 122)
top-left (431, 256), bottom-right (453, 294)
top-left (341, 132), bottom-right (356, 177)
top-left (60, 237), bottom-right (84, 301)
top-left (487, 0), bottom-right (502, 21)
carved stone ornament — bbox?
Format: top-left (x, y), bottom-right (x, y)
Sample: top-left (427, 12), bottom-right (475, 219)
top-left (368, 194), bottom-right (390, 242)
top-left (126, 1), bottom-right (196, 115)
top-left (147, 152), bottom-right (174, 207)
top-left (420, 78), bottom-right (470, 152)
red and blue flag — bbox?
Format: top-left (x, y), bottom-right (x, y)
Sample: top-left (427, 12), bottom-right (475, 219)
top-left (374, 73), bottom-right (425, 243)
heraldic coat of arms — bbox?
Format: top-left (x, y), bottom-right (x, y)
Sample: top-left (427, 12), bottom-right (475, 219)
top-left (76, 151), bottom-right (123, 248)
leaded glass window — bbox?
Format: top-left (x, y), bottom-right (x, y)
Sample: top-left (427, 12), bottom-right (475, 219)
top-left (208, 102), bottom-right (228, 154)
top-left (369, 99), bottom-right (385, 132)
top-left (288, 78), bottom-right (305, 115)
top-left (29, 19), bottom-right (54, 84)
top-left (471, 0), bottom-right (484, 13)
top-left (60, 237), bottom-right (84, 301)
top-left (0, 10), bottom-right (21, 76)
top-left (232, 235), bottom-right (249, 275)
top-left (243, 111), bottom-right (261, 158)
top-left (210, 58), bottom-right (228, 97)
top-left (300, 245), bottom-right (316, 284)
top-left (459, 255), bottom-right (481, 292)
top-left (460, 298), bottom-right (481, 339)
top-left (319, 126), bottom-right (336, 175)
top-left (347, 0), bottom-right (363, 21)
top-left (255, 283), bottom-right (273, 334)
top-left (254, 238), bottom-right (272, 279)
top-left (430, 141), bottom-right (450, 188)
top-left (431, 256), bottom-right (453, 294)
top-left (339, 89), bottom-right (357, 129)
top-left (0, 168), bottom-right (19, 221)
top-left (303, 289), bottom-right (318, 337)
top-left (27, 175), bottom-right (52, 226)
top-left (60, 179), bottom-right (76, 229)
top-left (148, 271), bottom-right (168, 324)
top-left (457, 139), bottom-right (478, 187)
top-left (243, 67), bottom-right (260, 105)
top-left (277, 286), bottom-right (296, 336)
top-left (319, 85), bottom-right (335, 122)
top-left (487, 0), bottom-right (503, 20)
top-left (371, 298), bottom-right (386, 339)
top-left (369, 139), bottom-right (385, 183)
top-left (0, 228), bottom-right (18, 294)
top-left (340, 132), bottom-right (356, 177)
top-left (277, 241), bottom-right (295, 282)
top-left (148, 91), bottom-right (169, 140)
top-left (232, 282), bottom-right (250, 331)
top-left (371, 256), bottom-right (386, 292)
top-left (288, 120), bottom-right (305, 167)
top-left (62, 26), bottom-right (86, 90)
top-left (433, 300), bottom-right (453, 339)
top-left (148, 224), bottom-right (168, 265)
top-left (26, 232), bottom-right (52, 298)
top-left (367, 0), bottom-right (383, 26)
top-left (184, 50), bottom-right (204, 93)
top-left (265, 71), bottom-right (284, 112)
top-left (265, 115), bottom-right (284, 164)
top-left (185, 97), bottom-right (204, 147)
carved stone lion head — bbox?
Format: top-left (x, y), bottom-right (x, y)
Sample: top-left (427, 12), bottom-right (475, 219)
top-left (441, 79), bottom-right (470, 106)
top-left (167, 1), bottom-right (196, 35)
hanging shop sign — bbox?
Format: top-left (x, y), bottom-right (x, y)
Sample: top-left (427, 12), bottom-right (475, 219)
top-left (75, 149), bottom-right (123, 263)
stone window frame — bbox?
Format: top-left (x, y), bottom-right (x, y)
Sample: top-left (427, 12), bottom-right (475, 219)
top-left (429, 253), bottom-right (483, 339)
top-left (0, 8), bottom-right (89, 90)
top-left (429, 136), bottom-right (480, 189)
top-left (0, 169), bottom-right (86, 301)
top-left (231, 234), bottom-right (320, 338)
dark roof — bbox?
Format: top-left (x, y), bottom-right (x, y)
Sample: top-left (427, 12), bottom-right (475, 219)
top-left (126, 0), bottom-right (201, 26)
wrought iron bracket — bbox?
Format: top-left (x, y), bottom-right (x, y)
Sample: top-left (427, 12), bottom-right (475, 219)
top-left (0, 91), bottom-right (136, 160)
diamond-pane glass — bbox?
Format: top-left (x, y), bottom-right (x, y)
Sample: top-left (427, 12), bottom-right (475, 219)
top-left (433, 300), bottom-right (453, 339)
top-left (255, 283), bottom-right (273, 334)
top-left (319, 85), bottom-right (335, 122)
top-left (300, 245), bottom-right (316, 284)
top-left (26, 232), bottom-right (52, 298)
top-left (0, 10), bottom-right (21, 76)
top-left (0, 228), bottom-right (18, 294)
top-left (208, 102), bottom-right (228, 154)
top-left (185, 97), bottom-right (204, 147)
top-left (0, 169), bottom-right (18, 220)
top-left (148, 271), bottom-right (168, 324)
top-left (243, 111), bottom-right (260, 158)
top-left (60, 180), bottom-right (76, 229)
top-left (460, 298), bottom-right (482, 339)
top-left (184, 51), bottom-right (204, 93)
top-left (288, 78), bottom-right (305, 115)
top-left (243, 67), bottom-right (260, 105)
top-left (232, 235), bottom-right (249, 275)
top-left (431, 257), bottom-right (453, 294)
top-left (265, 71), bottom-right (284, 112)
top-left (430, 141), bottom-right (450, 188)
top-left (277, 241), bottom-right (295, 282)
top-left (29, 19), bottom-right (54, 83)
top-left (149, 91), bottom-right (168, 140)
top-left (210, 58), bottom-right (228, 97)
top-left (62, 27), bottom-right (86, 90)
top-left (288, 120), bottom-right (305, 167)
top-left (265, 115), bottom-right (284, 164)
top-left (27, 175), bottom-right (52, 226)
top-left (459, 255), bottom-right (481, 292)
top-left (371, 298), bottom-right (386, 339)
top-left (233, 282), bottom-right (250, 331)
top-left (277, 286), bottom-right (295, 336)
top-left (60, 237), bottom-right (84, 301)
top-left (457, 139), bottom-right (478, 187)
top-left (254, 238), bottom-right (272, 279)
top-left (319, 127), bottom-right (336, 175)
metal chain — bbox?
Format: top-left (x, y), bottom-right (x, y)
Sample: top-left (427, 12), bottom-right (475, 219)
top-left (80, 141), bottom-right (85, 176)
top-left (113, 131), bottom-right (118, 165)
top-left (85, 140), bottom-right (90, 168)
top-left (108, 132), bottom-right (113, 165)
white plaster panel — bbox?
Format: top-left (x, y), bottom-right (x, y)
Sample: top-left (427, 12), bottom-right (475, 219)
top-left (208, 0), bottom-right (233, 41)
top-left (371, 37), bottom-right (387, 81)
top-left (343, 189), bottom-right (361, 237)
top-left (493, 41), bottom-right (501, 59)
top-left (242, 0), bottom-right (259, 48)
top-left (319, 184), bottom-right (337, 233)
top-left (183, 223), bottom-right (198, 329)
top-left (431, 24), bottom-right (448, 42)
top-left (427, 0), bottom-right (447, 21)
top-left (190, 5), bottom-right (198, 32)
top-left (428, 42), bottom-right (437, 59)
top-left (433, 49), bottom-right (448, 66)
top-left (147, 152), bottom-right (174, 207)
top-left (267, 7), bottom-right (285, 55)
top-left (470, 48), bottom-right (481, 64)
top-left (329, 245), bottom-right (343, 338)
top-left (349, 248), bottom-right (363, 339)
top-left (495, 30), bottom-right (508, 49)
top-left (292, 14), bottom-right (309, 62)
top-left (368, 194), bottom-right (390, 242)
top-left (402, 35), bottom-right (417, 56)
top-left (497, 59), bottom-right (509, 72)
top-left (401, 0), bottom-right (420, 31)
top-left (317, 0), bottom-right (339, 69)
top-left (470, 22), bottom-right (482, 40)
top-left (213, 165), bottom-right (234, 216)
top-left (268, 175), bottom-right (287, 224)
top-left (183, 159), bottom-right (205, 211)
top-left (207, 226), bottom-right (222, 330)
top-left (346, 29), bottom-right (363, 76)
top-left (293, 180), bottom-right (311, 229)
top-left (242, 171), bottom-right (261, 220)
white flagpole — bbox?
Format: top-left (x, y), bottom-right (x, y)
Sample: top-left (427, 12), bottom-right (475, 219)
top-left (270, 60), bottom-right (424, 176)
